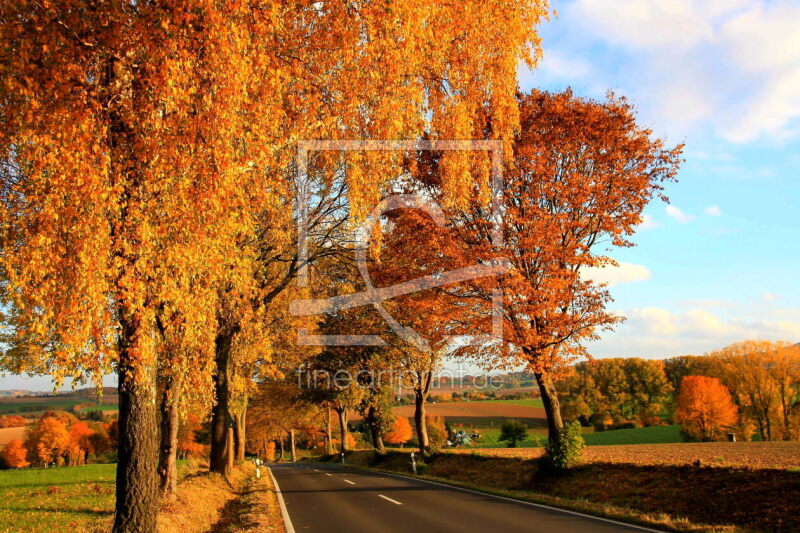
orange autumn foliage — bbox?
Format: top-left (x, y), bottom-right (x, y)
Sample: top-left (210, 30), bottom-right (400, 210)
top-left (676, 376), bottom-right (739, 442)
top-left (381, 89), bottom-right (682, 446)
top-left (0, 415), bottom-right (28, 428)
top-left (385, 417), bottom-right (413, 446)
top-left (177, 413), bottom-right (204, 459)
top-left (1, 439), bottom-right (29, 468)
top-left (25, 416), bottom-right (71, 467)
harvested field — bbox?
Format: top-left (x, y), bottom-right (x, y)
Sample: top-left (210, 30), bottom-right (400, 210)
top-left (352, 401), bottom-right (547, 426)
top-left (0, 426), bottom-right (26, 450)
top-left (448, 441), bottom-right (800, 470)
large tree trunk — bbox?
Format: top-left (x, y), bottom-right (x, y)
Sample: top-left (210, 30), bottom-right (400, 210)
top-left (210, 331), bottom-right (233, 475)
top-left (114, 332), bottom-right (159, 533)
top-left (234, 400), bottom-right (247, 462)
top-left (157, 373), bottom-right (183, 499)
top-left (289, 429), bottom-right (297, 462)
top-left (336, 408), bottom-right (349, 454)
top-left (535, 370), bottom-right (564, 446)
top-left (367, 405), bottom-right (386, 454)
top-left (226, 426), bottom-right (235, 472)
top-left (414, 389), bottom-right (429, 454)
top-left (325, 408), bottom-right (334, 455)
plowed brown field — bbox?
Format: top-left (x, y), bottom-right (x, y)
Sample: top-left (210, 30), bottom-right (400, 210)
top-left (351, 401), bottom-right (547, 425)
top-left (448, 441), bottom-right (800, 469)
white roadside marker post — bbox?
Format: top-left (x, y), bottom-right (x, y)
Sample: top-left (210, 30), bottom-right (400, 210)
top-left (410, 452), bottom-right (417, 475)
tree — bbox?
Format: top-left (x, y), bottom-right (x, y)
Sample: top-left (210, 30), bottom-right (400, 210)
top-left (67, 421), bottom-right (95, 466)
top-left (499, 419), bottom-right (528, 448)
top-left (385, 417), bottom-right (413, 447)
top-left (676, 376), bottom-right (738, 442)
top-left (0, 415), bottom-right (28, 428)
top-left (1, 439), bottom-right (29, 468)
top-left (204, 0), bottom-right (550, 476)
top-left (1, 2), bottom-right (547, 527)
top-left (25, 416), bottom-right (70, 467)
top-left (403, 90), bottom-right (682, 450)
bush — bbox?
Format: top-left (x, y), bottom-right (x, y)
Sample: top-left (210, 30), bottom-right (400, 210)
top-left (544, 421), bottom-right (584, 471)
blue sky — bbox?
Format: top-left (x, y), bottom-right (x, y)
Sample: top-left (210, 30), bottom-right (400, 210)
top-left (2, 0), bottom-right (799, 390)
top-left (523, 0), bottom-right (800, 358)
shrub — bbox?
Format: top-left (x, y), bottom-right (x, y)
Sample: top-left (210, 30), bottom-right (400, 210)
top-left (426, 415), bottom-right (447, 450)
top-left (544, 421), bottom-right (584, 471)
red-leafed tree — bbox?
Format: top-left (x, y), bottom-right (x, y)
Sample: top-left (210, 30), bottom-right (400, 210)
top-left (388, 90), bottom-right (682, 449)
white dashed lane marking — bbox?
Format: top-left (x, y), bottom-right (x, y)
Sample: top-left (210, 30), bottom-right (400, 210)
top-left (378, 494), bottom-right (402, 505)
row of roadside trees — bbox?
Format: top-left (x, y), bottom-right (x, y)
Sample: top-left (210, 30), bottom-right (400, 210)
top-left (0, 2), bottom-right (687, 530)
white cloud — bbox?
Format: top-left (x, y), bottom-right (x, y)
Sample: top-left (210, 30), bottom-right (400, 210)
top-left (705, 205), bottom-right (722, 216)
top-left (555, 0), bottom-right (800, 144)
top-left (582, 262), bottom-right (652, 287)
top-left (539, 47), bottom-right (592, 79)
top-left (762, 292), bottom-right (779, 303)
top-left (666, 205), bottom-right (694, 224)
top-left (591, 306), bottom-right (800, 357)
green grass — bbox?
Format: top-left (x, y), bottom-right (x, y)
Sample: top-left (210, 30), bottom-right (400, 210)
top-left (468, 428), bottom-right (548, 448)
top-left (582, 424), bottom-right (684, 446)
top-left (0, 400), bottom-right (85, 415)
top-left (0, 464), bottom-right (115, 532)
top-left (76, 404), bottom-right (118, 413)
top-left (463, 424), bottom-right (684, 449)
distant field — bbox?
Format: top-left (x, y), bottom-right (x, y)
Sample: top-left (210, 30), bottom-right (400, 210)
top-left (483, 398), bottom-right (545, 408)
top-left (0, 399), bottom-right (85, 414)
top-left (583, 424), bottom-right (683, 446)
top-left (390, 401), bottom-right (547, 428)
top-left (0, 427), bottom-right (27, 450)
top-left (77, 404), bottom-right (118, 413)
top-left (0, 396), bottom-right (118, 416)
top-left (0, 464), bottom-right (115, 532)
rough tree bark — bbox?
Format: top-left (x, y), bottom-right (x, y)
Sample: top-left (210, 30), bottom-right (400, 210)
top-left (114, 320), bottom-right (159, 533)
top-left (157, 373), bottom-right (183, 498)
top-left (210, 331), bottom-right (233, 475)
top-left (534, 370), bottom-right (564, 446)
top-left (290, 429), bottom-right (297, 462)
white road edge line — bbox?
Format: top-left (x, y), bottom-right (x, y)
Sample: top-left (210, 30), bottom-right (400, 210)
top-left (344, 479), bottom-right (355, 485)
top-left (324, 465), bottom-right (664, 533)
top-left (267, 467), bottom-right (296, 533)
top-left (378, 494), bottom-right (403, 505)
top-left (325, 473), bottom-right (333, 476)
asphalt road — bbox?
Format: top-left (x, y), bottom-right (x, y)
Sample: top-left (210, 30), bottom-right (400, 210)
top-left (269, 462), bottom-right (661, 533)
